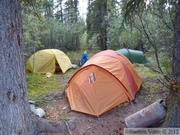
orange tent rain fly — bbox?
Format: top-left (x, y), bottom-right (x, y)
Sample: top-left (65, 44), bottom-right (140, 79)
top-left (65, 50), bottom-right (142, 116)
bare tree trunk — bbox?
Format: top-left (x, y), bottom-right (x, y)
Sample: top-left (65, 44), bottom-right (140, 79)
top-left (163, 0), bottom-right (180, 127)
top-left (0, 0), bottom-right (34, 134)
top-left (0, 0), bottom-right (76, 134)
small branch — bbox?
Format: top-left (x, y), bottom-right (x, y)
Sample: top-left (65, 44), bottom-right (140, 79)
top-left (63, 120), bottom-right (72, 135)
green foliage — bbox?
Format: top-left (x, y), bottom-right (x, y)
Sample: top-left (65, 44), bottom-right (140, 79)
top-left (158, 51), bottom-right (172, 76)
top-left (86, 0), bottom-right (109, 50)
top-left (23, 15), bottom-right (85, 54)
top-left (80, 31), bottom-right (88, 46)
top-left (22, 0), bottom-right (86, 58)
top-left (22, 13), bottom-right (44, 56)
top-left (88, 33), bottom-right (100, 48)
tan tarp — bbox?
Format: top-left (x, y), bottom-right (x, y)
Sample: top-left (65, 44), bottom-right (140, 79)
top-left (66, 50), bottom-right (142, 116)
top-left (26, 49), bottom-right (72, 73)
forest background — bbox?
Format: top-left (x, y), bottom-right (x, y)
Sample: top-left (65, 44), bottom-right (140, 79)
top-left (23, 0), bottom-right (172, 79)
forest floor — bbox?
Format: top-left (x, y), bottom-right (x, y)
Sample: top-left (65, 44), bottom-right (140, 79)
top-left (38, 65), bottom-right (169, 135)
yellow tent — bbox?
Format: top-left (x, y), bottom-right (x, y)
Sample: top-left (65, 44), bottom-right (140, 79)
top-left (66, 50), bottom-right (142, 116)
top-left (26, 49), bottom-right (72, 73)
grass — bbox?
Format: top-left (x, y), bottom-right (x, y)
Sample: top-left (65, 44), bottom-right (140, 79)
top-left (26, 66), bottom-right (80, 105)
top-left (134, 63), bottom-right (160, 78)
top-left (26, 73), bottom-right (60, 104)
top-left (63, 114), bottom-right (70, 121)
top-left (134, 63), bottom-right (169, 102)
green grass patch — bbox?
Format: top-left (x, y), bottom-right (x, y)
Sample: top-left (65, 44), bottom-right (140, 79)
top-left (134, 64), bottom-right (159, 78)
top-left (26, 67), bottom-right (79, 106)
top-left (26, 73), bottom-right (62, 105)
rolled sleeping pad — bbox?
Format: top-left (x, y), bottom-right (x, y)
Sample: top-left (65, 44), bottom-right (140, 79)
top-left (125, 99), bottom-right (167, 128)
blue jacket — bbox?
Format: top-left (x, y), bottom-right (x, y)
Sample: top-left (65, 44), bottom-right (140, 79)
top-left (81, 51), bottom-right (89, 65)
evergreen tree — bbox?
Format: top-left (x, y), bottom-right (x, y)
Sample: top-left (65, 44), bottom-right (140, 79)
top-left (54, 0), bottom-right (64, 22)
top-left (87, 0), bottom-right (114, 50)
top-left (63, 0), bottom-right (80, 50)
top-left (42, 0), bottom-right (54, 19)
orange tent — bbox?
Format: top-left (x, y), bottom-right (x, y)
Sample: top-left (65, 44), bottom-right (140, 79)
top-left (65, 50), bottom-right (142, 116)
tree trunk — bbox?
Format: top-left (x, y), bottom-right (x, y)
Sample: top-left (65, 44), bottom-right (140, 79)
top-left (163, 0), bottom-right (180, 127)
top-left (98, 0), bottom-right (108, 50)
top-left (74, 0), bottom-right (78, 23)
top-left (0, 0), bottom-right (34, 134)
top-left (0, 0), bottom-right (76, 134)
top-left (163, 90), bottom-right (180, 127)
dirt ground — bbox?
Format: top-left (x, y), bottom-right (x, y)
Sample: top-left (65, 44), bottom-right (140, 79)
top-left (40, 75), bottom-right (169, 135)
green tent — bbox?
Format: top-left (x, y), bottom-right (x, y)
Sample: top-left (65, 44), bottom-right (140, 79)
top-left (116, 48), bottom-right (145, 64)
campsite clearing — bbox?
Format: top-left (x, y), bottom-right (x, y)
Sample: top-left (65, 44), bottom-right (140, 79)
top-left (29, 64), bottom-right (169, 135)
